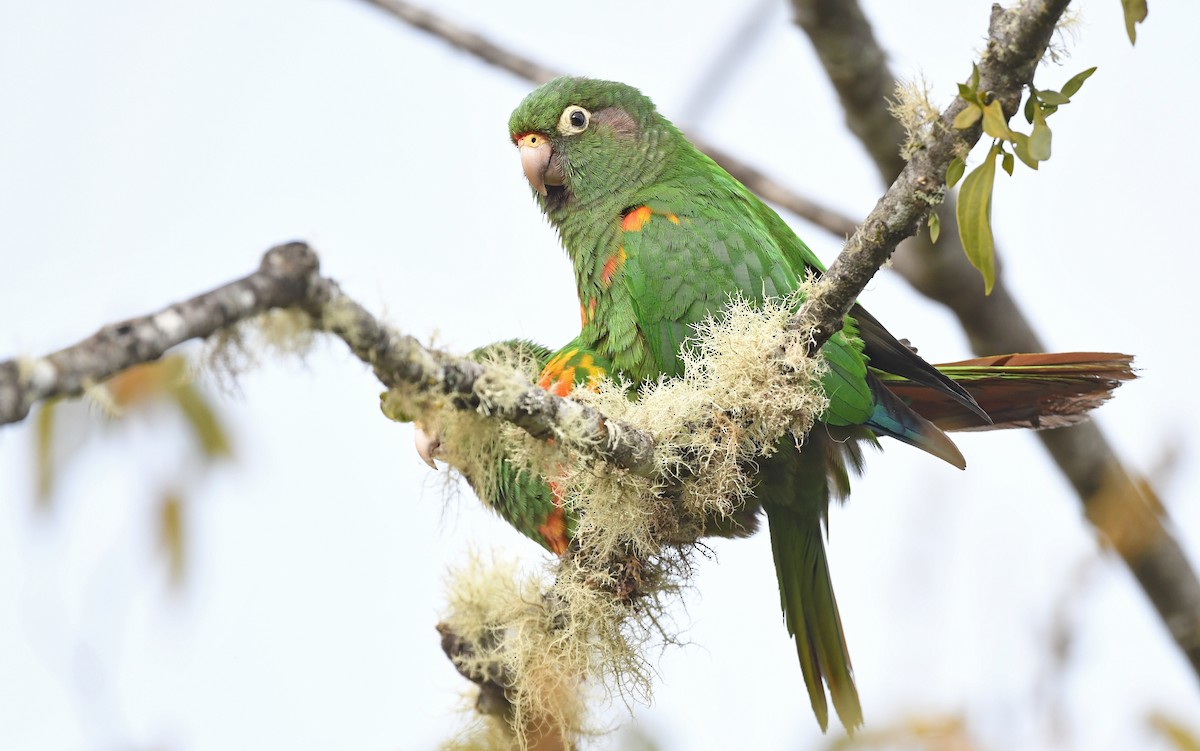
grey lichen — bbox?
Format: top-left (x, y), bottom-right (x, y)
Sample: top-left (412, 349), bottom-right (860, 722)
top-left (416, 293), bottom-right (830, 747)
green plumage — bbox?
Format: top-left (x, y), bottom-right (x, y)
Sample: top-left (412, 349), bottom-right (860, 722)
top-left (510, 77), bottom-right (891, 731)
top-left (492, 77), bottom-right (1132, 733)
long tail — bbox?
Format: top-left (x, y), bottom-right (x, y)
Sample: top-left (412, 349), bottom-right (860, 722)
top-left (865, 352), bottom-right (1134, 466)
top-left (758, 429), bottom-right (867, 733)
top-left (765, 500), bottom-right (863, 733)
top-left (880, 352), bottom-right (1136, 432)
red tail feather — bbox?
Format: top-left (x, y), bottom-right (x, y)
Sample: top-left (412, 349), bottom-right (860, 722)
top-left (878, 352), bottom-right (1135, 432)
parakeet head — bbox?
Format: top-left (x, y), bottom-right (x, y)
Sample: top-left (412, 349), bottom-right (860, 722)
top-left (508, 77), bottom-right (676, 210)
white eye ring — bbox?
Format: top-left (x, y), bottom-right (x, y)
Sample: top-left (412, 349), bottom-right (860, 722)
top-left (557, 105), bottom-right (590, 135)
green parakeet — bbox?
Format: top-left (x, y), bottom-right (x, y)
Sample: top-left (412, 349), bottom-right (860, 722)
top-left (418, 77), bottom-right (1133, 733)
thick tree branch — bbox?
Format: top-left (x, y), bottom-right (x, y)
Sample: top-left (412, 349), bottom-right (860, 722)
top-left (792, 0), bottom-right (1200, 676)
top-left (792, 0), bottom-right (907, 180)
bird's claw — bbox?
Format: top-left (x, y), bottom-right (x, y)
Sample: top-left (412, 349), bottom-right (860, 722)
top-left (414, 423), bottom-right (442, 470)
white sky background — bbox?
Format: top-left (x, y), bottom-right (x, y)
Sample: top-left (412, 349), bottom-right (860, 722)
top-left (1, 1), bottom-right (1198, 749)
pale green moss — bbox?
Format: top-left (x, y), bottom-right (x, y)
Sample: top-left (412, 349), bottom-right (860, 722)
top-left (889, 76), bottom-right (941, 160)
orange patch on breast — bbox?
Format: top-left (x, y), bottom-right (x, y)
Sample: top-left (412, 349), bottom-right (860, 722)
top-left (620, 205), bottom-right (653, 231)
top-left (600, 247), bottom-right (627, 287)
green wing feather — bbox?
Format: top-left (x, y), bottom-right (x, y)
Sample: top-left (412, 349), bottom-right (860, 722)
top-left (617, 202), bottom-right (874, 427)
top-left (613, 176), bottom-right (874, 731)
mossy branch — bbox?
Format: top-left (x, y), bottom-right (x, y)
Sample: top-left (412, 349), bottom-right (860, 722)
top-left (0, 243), bottom-right (658, 479)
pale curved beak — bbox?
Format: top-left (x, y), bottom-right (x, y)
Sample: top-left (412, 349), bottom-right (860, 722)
top-left (414, 423), bottom-right (441, 470)
top-left (517, 134), bottom-right (563, 196)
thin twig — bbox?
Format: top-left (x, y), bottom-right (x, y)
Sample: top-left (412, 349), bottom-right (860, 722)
top-left (355, 0), bottom-right (861, 239)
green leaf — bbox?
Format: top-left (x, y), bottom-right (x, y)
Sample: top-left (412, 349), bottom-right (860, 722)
top-left (1061, 67), bottom-right (1098, 97)
top-left (1148, 712), bottom-right (1200, 751)
top-left (969, 63), bottom-right (980, 91)
top-left (928, 211), bottom-right (941, 244)
top-left (1023, 94), bottom-right (1037, 124)
top-left (981, 100), bottom-right (1013, 140)
top-left (956, 144), bottom-right (1000, 294)
top-left (1121, 0), bottom-right (1148, 44)
top-left (159, 493), bottom-right (186, 587)
top-left (1011, 132), bottom-right (1040, 170)
top-left (171, 382), bottom-right (232, 459)
top-left (957, 83), bottom-right (978, 104)
top-left (953, 103), bottom-right (982, 130)
top-left (34, 400), bottom-right (58, 508)
top-left (1038, 90), bottom-right (1071, 105)
top-left (946, 156), bottom-right (966, 188)
top-left (1030, 106), bottom-right (1053, 161)
top-left (1001, 150), bottom-right (1015, 176)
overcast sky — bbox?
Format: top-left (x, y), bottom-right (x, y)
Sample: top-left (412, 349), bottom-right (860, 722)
top-left (1, 1), bottom-right (1198, 749)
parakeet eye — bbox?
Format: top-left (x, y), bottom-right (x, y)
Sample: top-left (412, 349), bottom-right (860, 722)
top-left (558, 105), bottom-right (590, 135)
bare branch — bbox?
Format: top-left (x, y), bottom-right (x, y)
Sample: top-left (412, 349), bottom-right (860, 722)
top-left (359, 0), bottom-right (559, 85)
top-left (791, 0), bottom-right (907, 179)
top-left (355, 0), bottom-right (860, 239)
top-left (792, 0), bottom-right (1200, 677)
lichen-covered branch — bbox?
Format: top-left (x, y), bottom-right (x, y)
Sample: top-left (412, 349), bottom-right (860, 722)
top-left (0, 245), bottom-right (320, 425)
top-left (0, 242), bottom-right (660, 479)
top-left (792, 0), bottom-right (1200, 678)
top-left (298, 265), bottom-right (661, 478)
top-left (790, 0), bottom-right (1045, 352)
